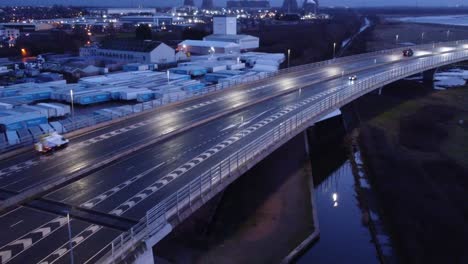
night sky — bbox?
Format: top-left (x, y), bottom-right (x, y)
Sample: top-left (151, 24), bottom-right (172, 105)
top-left (0, 0), bottom-right (466, 7)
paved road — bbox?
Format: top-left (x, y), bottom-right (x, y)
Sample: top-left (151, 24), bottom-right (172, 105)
top-left (0, 50), bottom-right (412, 193)
top-left (0, 43), bottom-right (465, 264)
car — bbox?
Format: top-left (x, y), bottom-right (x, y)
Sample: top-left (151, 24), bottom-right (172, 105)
top-left (403, 48), bottom-right (414, 57)
top-left (348, 75), bottom-right (357, 81)
top-left (34, 132), bottom-right (69, 153)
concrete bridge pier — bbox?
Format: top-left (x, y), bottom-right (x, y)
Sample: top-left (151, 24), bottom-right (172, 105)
top-left (422, 68), bottom-right (438, 84)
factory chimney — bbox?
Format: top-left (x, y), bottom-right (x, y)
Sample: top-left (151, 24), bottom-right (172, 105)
top-left (282, 0), bottom-right (299, 13)
top-left (201, 0), bottom-right (215, 9)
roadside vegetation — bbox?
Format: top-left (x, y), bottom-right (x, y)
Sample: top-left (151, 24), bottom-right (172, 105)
top-left (356, 84), bottom-right (468, 263)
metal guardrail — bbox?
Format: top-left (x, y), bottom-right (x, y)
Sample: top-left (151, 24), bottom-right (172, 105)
top-left (2, 39), bottom-right (467, 154)
top-left (97, 43), bottom-right (468, 263)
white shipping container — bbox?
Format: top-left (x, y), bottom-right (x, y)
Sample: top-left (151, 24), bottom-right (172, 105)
top-left (0, 102), bottom-right (13, 110)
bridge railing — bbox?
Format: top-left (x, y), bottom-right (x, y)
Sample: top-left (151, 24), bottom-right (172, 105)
top-left (97, 45), bottom-right (468, 264)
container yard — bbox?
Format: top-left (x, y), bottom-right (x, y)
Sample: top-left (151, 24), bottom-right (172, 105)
top-left (0, 50), bottom-right (285, 153)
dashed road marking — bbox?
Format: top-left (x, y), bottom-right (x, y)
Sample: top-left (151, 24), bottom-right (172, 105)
top-left (108, 90), bottom-right (334, 216)
top-left (0, 84), bottom-right (280, 178)
top-left (80, 162), bottom-right (165, 209)
top-left (9, 220), bottom-right (23, 228)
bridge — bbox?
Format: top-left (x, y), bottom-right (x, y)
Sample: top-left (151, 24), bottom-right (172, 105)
top-left (0, 40), bottom-right (467, 264)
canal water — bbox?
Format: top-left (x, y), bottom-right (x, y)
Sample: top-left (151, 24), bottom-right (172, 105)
top-left (296, 156), bottom-right (379, 264)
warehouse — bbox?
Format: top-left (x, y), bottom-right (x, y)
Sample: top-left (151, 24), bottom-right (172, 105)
top-left (80, 39), bottom-right (176, 64)
top-left (178, 40), bottom-right (241, 55)
top-left (203, 34), bottom-right (259, 50)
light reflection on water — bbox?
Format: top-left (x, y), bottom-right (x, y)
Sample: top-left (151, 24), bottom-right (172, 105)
top-left (296, 160), bottom-right (379, 264)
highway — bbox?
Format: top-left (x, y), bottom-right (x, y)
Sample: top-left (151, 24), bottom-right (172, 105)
top-left (0, 42), bottom-right (466, 264)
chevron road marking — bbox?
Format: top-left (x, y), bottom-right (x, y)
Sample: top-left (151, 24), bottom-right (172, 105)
top-left (108, 86), bottom-right (341, 216)
top-left (0, 217), bottom-right (67, 264)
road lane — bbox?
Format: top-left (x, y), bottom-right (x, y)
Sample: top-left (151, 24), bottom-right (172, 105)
top-left (1, 43), bottom-right (466, 263)
top-left (0, 48), bottom-right (430, 193)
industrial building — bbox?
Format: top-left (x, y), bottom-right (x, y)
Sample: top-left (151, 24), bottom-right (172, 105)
top-left (282, 0), bottom-right (299, 12)
top-left (226, 0), bottom-right (270, 10)
top-left (80, 39), bottom-right (176, 64)
top-left (87, 8), bottom-right (158, 15)
top-left (203, 34), bottom-right (259, 50)
top-left (201, 0), bottom-right (215, 9)
top-left (0, 28), bottom-right (20, 39)
top-left (213, 15), bottom-right (237, 35)
top-left (0, 23), bottom-right (53, 32)
top-left (183, 0), bottom-right (195, 6)
top-left (120, 16), bottom-right (174, 27)
top-left (178, 40), bottom-right (241, 55)
top-left (203, 15), bottom-right (259, 50)
top-left (303, 0), bottom-right (319, 14)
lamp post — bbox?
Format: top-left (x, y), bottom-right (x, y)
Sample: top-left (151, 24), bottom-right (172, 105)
top-left (287, 49), bottom-right (291, 68)
top-left (421, 32), bottom-right (425, 44)
top-left (333, 42), bottom-right (336, 58)
top-left (395, 34), bottom-right (399, 46)
top-left (446, 30), bottom-right (451, 41)
top-left (209, 46), bottom-right (215, 57)
top-left (67, 213), bottom-right (74, 264)
top-left (70, 89), bottom-right (74, 124)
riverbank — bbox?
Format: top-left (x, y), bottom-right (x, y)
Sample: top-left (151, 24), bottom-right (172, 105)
top-left (356, 85), bottom-right (468, 263)
top-left (365, 19), bottom-right (468, 51)
top-left (154, 134), bottom-right (315, 264)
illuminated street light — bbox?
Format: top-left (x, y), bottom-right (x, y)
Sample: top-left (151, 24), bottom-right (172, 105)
top-left (70, 89), bottom-right (75, 125)
top-left (287, 49), bottom-right (291, 68)
top-left (333, 42), bottom-right (336, 58)
top-left (209, 46), bottom-right (215, 57)
top-left (395, 34), bottom-right (399, 46)
top-left (332, 192), bottom-right (338, 207)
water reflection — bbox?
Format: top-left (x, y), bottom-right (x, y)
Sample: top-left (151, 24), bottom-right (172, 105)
top-left (296, 160), bottom-right (379, 264)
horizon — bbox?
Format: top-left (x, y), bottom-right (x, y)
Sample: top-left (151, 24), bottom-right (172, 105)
top-left (0, 0), bottom-right (467, 8)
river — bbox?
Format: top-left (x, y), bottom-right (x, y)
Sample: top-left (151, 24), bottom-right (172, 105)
top-left (296, 155), bottom-right (380, 263)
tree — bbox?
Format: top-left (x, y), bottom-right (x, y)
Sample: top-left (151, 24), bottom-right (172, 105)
top-left (135, 24), bottom-right (152, 40)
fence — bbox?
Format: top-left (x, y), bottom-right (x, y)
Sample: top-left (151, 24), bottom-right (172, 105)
top-left (97, 43), bottom-right (468, 263)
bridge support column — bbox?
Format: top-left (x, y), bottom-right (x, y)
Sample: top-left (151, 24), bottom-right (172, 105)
top-left (303, 130), bottom-right (310, 156)
top-left (422, 68), bottom-right (437, 84)
top-left (133, 245), bottom-right (155, 264)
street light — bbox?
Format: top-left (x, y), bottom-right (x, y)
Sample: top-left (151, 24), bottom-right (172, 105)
top-left (446, 30), bottom-right (451, 41)
top-left (333, 42), bottom-right (336, 58)
top-left (166, 70), bottom-right (170, 84)
top-left (287, 49), bottom-right (291, 68)
top-left (395, 34), bottom-right (399, 46)
top-left (67, 213), bottom-right (74, 264)
top-left (69, 89), bottom-right (74, 122)
top-left (421, 32), bottom-right (425, 44)
top-left (209, 46), bottom-right (215, 57)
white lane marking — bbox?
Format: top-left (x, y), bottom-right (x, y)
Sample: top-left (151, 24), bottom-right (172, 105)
top-left (220, 124), bottom-right (237, 132)
top-left (39, 129), bottom-right (237, 264)
top-left (0, 65), bottom-right (327, 178)
top-left (34, 54), bottom-right (424, 264)
top-left (9, 220), bottom-right (23, 228)
top-left (0, 252), bottom-right (12, 264)
top-left (80, 162), bottom-right (165, 209)
top-left (109, 83), bottom-right (346, 216)
top-left (0, 217), bottom-right (67, 264)
top-left (37, 225), bottom-right (102, 264)
top-left (0, 207), bottom-right (21, 218)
